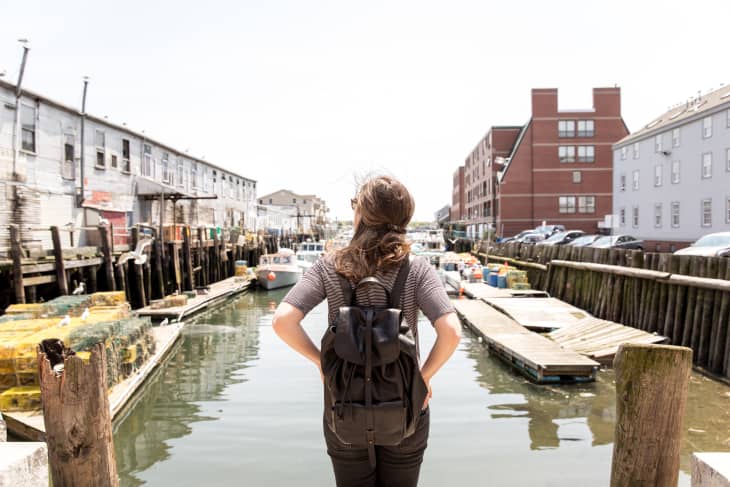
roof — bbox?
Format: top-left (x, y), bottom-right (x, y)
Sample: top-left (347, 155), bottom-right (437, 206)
top-left (0, 79), bottom-right (256, 183)
top-left (616, 84), bottom-right (730, 147)
top-left (497, 120), bottom-right (531, 183)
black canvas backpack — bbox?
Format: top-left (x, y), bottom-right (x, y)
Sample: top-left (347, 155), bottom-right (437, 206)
top-left (321, 257), bottom-right (428, 466)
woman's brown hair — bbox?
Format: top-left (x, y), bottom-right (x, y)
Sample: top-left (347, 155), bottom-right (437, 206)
top-left (334, 175), bottom-right (414, 282)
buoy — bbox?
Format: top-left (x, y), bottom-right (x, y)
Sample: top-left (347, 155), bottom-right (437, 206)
top-left (267, 271), bottom-right (276, 281)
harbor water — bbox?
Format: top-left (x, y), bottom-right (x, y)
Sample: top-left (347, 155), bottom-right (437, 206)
top-left (114, 289), bottom-right (730, 486)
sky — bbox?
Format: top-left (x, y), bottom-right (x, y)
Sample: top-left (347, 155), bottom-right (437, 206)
top-left (1, 0), bottom-right (729, 221)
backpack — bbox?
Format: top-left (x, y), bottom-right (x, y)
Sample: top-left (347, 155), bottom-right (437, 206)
top-left (321, 257), bottom-right (428, 466)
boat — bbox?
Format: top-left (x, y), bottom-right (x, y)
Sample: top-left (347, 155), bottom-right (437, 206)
top-left (295, 241), bottom-right (325, 273)
top-left (256, 248), bottom-right (302, 290)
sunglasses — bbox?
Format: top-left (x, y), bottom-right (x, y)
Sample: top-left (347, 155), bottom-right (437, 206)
top-left (350, 198), bottom-right (357, 210)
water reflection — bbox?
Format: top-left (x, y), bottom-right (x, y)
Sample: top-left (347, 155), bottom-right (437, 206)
top-left (114, 290), bottom-right (269, 487)
top-left (463, 330), bottom-right (616, 451)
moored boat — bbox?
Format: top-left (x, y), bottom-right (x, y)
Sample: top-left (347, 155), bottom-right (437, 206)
top-left (256, 248), bottom-right (302, 290)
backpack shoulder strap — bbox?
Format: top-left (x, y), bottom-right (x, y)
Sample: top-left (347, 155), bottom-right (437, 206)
top-left (337, 274), bottom-right (354, 306)
top-left (389, 256), bottom-right (411, 309)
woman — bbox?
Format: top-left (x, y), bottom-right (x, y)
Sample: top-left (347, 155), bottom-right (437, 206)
top-left (273, 175), bottom-right (462, 487)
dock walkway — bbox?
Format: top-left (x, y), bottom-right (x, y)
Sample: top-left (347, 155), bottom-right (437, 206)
top-left (137, 276), bottom-right (251, 321)
top-left (453, 299), bottom-right (599, 383)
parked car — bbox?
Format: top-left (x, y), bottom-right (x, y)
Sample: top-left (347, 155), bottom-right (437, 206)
top-left (566, 234), bottom-right (602, 247)
top-left (516, 232), bottom-right (547, 244)
top-left (533, 224), bottom-right (566, 238)
top-left (536, 230), bottom-right (586, 246)
top-left (673, 232), bottom-right (730, 257)
top-left (590, 235), bottom-right (644, 250)
top-left (499, 229), bottom-right (535, 243)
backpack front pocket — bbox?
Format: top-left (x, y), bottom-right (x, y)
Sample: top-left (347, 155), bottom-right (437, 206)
top-left (331, 400), bottom-right (407, 446)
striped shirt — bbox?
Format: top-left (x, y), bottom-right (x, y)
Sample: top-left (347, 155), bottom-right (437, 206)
top-left (283, 254), bottom-right (455, 357)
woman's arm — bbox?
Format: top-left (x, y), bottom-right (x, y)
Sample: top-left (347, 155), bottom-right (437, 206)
top-left (420, 312), bottom-right (462, 408)
top-left (272, 302), bottom-right (322, 374)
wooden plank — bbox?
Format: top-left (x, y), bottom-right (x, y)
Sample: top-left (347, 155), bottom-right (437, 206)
top-left (453, 299), bottom-right (598, 383)
top-left (20, 257), bottom-right (103, 274)
top-left (24, 274), bottom-right (56, 286)
top-left (482, 297), bottom-right (590, 331)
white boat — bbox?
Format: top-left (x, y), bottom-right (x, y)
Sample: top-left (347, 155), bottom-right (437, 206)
top-left (256, 248), bottom-right (302, 290)
top-left (295, 241), bottom-right (326, 273)
top-left (407, 229), bottom-right (446, 253)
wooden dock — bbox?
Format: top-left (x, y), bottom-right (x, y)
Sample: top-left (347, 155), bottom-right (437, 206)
top-left (480, 296), bottom-right (591, 331)
top-left (548, 317), bottom-right (668, 365)
top-left (136, 276), bottom-right (251, 321)
top-left (453, 299), bottom-right (599, 383)
top-left (443, 272), bottom-right (548, 299)
top-left (3, 322), bottom-right (183, 441)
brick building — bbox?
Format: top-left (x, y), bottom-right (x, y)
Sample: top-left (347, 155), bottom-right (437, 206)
top-left (450, 166), bottom-right (465, 222)
top-left (462, 126), bottom-right (522, 237)
top-left (493, 87), bottom-right (629, 237)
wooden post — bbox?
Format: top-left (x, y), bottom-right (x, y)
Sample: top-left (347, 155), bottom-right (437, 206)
top-left (182, 226), bottom-right (194, 291)
top-left (171, 243), bottom-right (182, 293)
top-left (98, 224), bottom-right (116, 292)
top-left (50, 226), bottom-right (69, 296)
top-left (197, 227), bottom-right (207, 287)
top-left (610, 344), bottom-right (692, 487)
top-left (9, 224), bottom-right (25, 304)
top-left (87, 264), bottom-right (98, 294)
top-left (38, 342), bottom-right (118, 487)
top-left (153, 231), bottom-right (165, 299)
top-left (129, 227), bottom-right (140, 308)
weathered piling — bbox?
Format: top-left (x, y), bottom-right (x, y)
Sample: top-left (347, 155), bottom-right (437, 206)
top-left (50, 226), bottom-right (69, 296)
top-left (98, 224), bottom-right (116, 292)
top-left (38, 341), bottom-right (118, 487)
top-left (9, 224), bottom-right (25, 304)
top-left (182, 226), bottom-right (194, 291)
top-left (610, 344), bottom-right (692, 487)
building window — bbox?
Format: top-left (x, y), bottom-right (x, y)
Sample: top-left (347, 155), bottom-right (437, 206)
top-left (727, 197), bottom-right (730, 224)
top-left (702, 152), bottom-right (712, 179)
top-left (191, 163), bottom-right (197, 189)
top-left (578, 196), bottom-right (595, 213)
top-left (121, 139), bottom-right (131, 173)
top-left (654, 203), bottom-right (663, 228)
top-left (62, 134), bottom-right (74, 180)
top-left (577, 145), bottom-right (595, 163)
top-left (671, 202), bottom-right (680, 228)
top-left (572, 171), bottom-right (581, 183)
top-left (632, 170), bottom-right (640, 190)
top-left (671, 160), bottom-right (680, 184)
top-left (727, 109), bottom-right (730, 128)
top-left (176, 158), bottom-right (184, 187)
top-left (632, 206), bottom-right (639, 227)
top-left (654, 134), bottom-right (662, 153)
top-left (619, 207), bottom-right (626, 226)
top-left (95, 130), bottom-right (105, 168)
top-left (702, 199), bottom-right (712, 227)
top-left (162, 153), bottom-right (171, 183)
top-left (111, 155), bottom-right (118, 168)
top-left (558, 145), bottom-right (576, 163)
top-left (726, 148), bottom-right (730, 172)
top-left (672, 128), bottom-right (680, 147)
top-left (269, 198), bottom-right (273, 204)
top-left (558, 120), bottom-right (575, 137)
top-left (633, 142), bottom-right (640, 159)
top-left (577, 120), bottom-right (594, 137)
top-left (559, 196), bottom-right (576, 213)
top-left (20, 104), bottom-right (36, 152)
top-left (142, 144), bottom-right (152, 177)
top-left (654, 165), bottom-right (663, 187)
top-left (619, 174), bottom-right (626, 191)
top-left (703, 116), bottom-right (712, 138)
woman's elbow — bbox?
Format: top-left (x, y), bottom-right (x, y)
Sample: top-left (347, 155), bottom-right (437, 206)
top-left (436, 312), bottom-right (462, 344)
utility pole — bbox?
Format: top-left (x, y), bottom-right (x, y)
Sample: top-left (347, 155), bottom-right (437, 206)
top-left (78, 76), bottom-right (89, 206)
top-left (11, 39), bottom-right (29, 178)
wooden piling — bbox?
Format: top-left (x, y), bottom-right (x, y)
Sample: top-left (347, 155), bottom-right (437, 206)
top-left (182, 226), bottom-right (194, 291)
top-left (98, 224), bottom-right (116, 292)
top-left (153, 231), bottom-right (165, 299)
top-left (50, 226), bottom-right (69, 296)
top-left (38, 342), bottom-right (119, 487)
top-left (9, 224), bottom-right (25, 304)
top-left (610, 344), bottom-right (692, 487)
top-left (197, 227), bottom-right (208, 287)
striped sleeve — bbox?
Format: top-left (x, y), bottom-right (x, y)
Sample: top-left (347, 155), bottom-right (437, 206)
top-left (413, 257), bottom-right (455, 324)
top-left (282, 258), bottom-right (327, 316)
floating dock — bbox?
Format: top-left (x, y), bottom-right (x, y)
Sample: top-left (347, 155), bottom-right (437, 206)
top-left (480, 296), bottom-right (590, 332)
top-left (548, 317), bottom-right (667, 365)
top-left (2, 322), bottom-right (182, 441)
top-left (443, 272), bottom-right (548, 299)
top-left (453, 299), bottom-right (599, 383)
top-left (137, 276), bottom-right (251, 322)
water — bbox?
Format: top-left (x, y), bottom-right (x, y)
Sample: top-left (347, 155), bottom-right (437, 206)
top-left (114, 290), bottom-right (730, 486)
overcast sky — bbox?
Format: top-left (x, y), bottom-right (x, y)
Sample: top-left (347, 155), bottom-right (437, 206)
top-left (1, 0), bottom-right (728, 221)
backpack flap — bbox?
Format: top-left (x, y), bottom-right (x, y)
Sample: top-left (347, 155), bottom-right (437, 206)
top-left (334, 307), bottom-right (401, 366)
